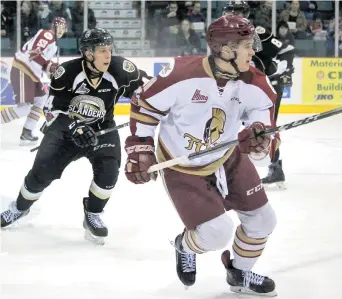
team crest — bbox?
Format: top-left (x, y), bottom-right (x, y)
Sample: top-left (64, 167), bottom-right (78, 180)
top-left (255, 26), bottom-right (266, 34)
top-left (184, 108), bottom-right (226, 153)
top-left (123, 60), bottom-right (135, 73)
top-left (53, 66), bottom-right (65, 79)
top-left (84, 30), bottom-right (91, 38)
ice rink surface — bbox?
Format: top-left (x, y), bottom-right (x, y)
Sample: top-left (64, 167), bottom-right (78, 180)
top-left (1, 114), bottom-right (342, 299)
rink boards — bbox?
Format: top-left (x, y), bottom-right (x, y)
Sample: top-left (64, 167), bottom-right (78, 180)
top-left (1, 57), bottom-right (341, 114)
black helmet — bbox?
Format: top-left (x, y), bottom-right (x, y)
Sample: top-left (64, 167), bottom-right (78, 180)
top-left (79, 28), bottom-right (114, 54)
top-left (223, 1), bottom-right (250, 18)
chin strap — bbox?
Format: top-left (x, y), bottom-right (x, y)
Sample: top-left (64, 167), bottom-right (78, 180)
top-left (208, 53), bottom-right (240, 80)
top-left (84, 53), bottom-right (103, 79)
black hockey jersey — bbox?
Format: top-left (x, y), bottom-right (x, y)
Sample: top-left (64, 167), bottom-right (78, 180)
top-left (45, 56), bottom-right (141, 127)
top-left (252, 26), bottom-right (284, 76)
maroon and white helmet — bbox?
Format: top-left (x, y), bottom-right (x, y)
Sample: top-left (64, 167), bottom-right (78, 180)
top-left (51, 17), bottom-right (67, 29)
top-left (206, 15), bottom-right (262, 55)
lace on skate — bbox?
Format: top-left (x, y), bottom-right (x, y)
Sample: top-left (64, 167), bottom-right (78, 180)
top-left (181, 253), bottom-right (196, 273)
top-left (2, 210), bottom-right (17, 223)
top-left (86, 211), bottom-right (105, 228)
top-left (2, 202), bottom-right (24, 224)
top-left (243, 271), bottom-right (265, 288)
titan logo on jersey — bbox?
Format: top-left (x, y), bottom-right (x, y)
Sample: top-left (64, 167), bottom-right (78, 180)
top-left (183, 108), bottom-right (226, 152)
top-left (68, 95), bottom-right (106, 120)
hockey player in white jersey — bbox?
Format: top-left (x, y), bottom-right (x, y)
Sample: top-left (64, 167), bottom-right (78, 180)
top-left (124, 15), bottom-right (279, 296)
top-left (0, 17), bottom-right (66, 145)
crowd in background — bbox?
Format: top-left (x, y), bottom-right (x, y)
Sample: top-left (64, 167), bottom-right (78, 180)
top-left (1, 0), bottom-right (341, 57)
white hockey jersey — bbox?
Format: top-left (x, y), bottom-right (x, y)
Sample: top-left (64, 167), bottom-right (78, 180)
top-left (130, 56), bottom-right (277, 176)
top-left (13, 29), bottom-right (58, 83)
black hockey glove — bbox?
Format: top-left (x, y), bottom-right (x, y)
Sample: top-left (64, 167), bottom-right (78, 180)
top-left (68, 120), bottom-right (98, 148)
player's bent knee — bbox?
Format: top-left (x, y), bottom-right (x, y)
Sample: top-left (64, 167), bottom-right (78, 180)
top-left (243, 203), bottom-right (277, 238)
top-left (93, 157), bottom-right (120, 185)
top-left (25, 169), bottom-right (59, 193)
top-left (195, 213), bottom-right (234, 251)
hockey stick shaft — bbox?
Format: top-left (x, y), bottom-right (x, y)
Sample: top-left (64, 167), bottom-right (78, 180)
top-left (30, 121), bottom-right (129, 153)
top-left (147, 107), bottom-right (342, 173)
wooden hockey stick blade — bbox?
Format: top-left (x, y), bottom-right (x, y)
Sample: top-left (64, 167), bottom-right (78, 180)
top-left (30, 121), bottom-right (130, 153)
top-left (147, 107), bottom-right (342, 173)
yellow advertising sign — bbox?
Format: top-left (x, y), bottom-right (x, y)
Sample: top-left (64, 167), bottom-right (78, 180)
top-left (302, 58), bottom-right (342, 104)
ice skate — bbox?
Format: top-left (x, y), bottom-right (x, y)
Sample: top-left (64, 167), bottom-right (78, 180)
top-left (83, 198), bottom-right (108, 245)
top-left (19, 128), bottom-right (39, 146)
top-left (174, 233), bottom-right (196, 289)
top-left (1, 201), bottom-right (30, 228)
top-left (221, 250), bottom-right (277, 297)
top-left (261, 160), bottom-right (286, 190)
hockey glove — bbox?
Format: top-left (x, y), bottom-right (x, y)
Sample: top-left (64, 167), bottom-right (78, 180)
top-left (238, 122), bottom-right (271, 156)
top-left (125, 136), bottom-right (158, 184)
top-left (43, 61), bottom-right (59, 76)
top-left (68, 120), bottom-right (98, 148)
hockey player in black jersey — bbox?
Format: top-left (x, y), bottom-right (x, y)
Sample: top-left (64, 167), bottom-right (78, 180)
top-left (223, 1), bottom-right (295, 188)
top-left (0, 28), bottom-right (145, 244)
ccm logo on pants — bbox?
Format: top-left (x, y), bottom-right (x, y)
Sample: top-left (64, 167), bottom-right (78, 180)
top-left (94, 144), bottom-right (115, 151)
top-left (246, 183), bottom-right (263, 196)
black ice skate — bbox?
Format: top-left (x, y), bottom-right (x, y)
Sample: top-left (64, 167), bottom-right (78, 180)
top-left (174, 233), bottom-right (196, 288)
top-left (1, 201), bottom-right (30, 228)
top-left (221, 250), bottom-right (277, 297)
top-left (19, 128), bottom-right (39, 146)
top-left (261, 160), bottom-right (286, 189)
top-left (83, 198), bottom-right (108, 245)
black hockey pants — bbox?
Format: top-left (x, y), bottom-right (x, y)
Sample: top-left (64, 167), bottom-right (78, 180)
top-left (16, 117), bottom-right (121, 213)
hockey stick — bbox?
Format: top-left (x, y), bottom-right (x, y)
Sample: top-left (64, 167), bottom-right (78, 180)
top-left (147, 107), bottom-right (342, 173)
top-left (30, 121), bottom-right (130, 153)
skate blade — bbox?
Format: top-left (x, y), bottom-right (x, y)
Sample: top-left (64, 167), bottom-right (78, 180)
top-left (19, 139), bottom-right (38, 146)
top-left (84, 230), bottom-right (105, 245)
top-left (230, 286), bottom-right (277, 297)
top-left (262, 181), bottom-right (286, 190)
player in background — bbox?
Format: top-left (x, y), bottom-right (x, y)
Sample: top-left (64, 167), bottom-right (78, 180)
top-left (124, 15), bottom-right (278, 296)
top-left (0, 28), bottom-right (144, 245)
top-left (0, 17), bottom-right (66, 145)
top-left (223, 1), bottom-right (295, 189)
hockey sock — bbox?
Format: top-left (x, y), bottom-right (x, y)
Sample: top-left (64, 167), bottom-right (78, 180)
top-left (232, 225), bottom-right (268, 271)
top-left (181, 229), bottom-right (206, 254)
top-left (0, 104), bottom-right (30, 124)
top-left (23, 95), bottom-right (47, 131)
top-left (16, 182), bottom-right (42, 211)
top-left (23, 105), bottom-right (43, 131)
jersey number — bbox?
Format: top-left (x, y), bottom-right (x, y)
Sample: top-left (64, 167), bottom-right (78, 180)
top-left (271, 38), bottom-right (282, 49)
top-left (36, 39), bottom-right (48, 48)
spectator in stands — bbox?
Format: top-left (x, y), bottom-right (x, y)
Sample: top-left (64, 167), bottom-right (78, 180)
top-left (1, 3), bottom-right (12, 38)
top-left (279, 0), bottom-right (308, 39)
top-left (309, 13), bottom-right (326, 40)
top-left (253, 1), bottom-right (273, 31)
top-left (160, 1), bottom-right (182, 29)
top-left (39, 1), bottom-right (72, 34)
top-left (71, 1), bottom-right (96, 38)
top-left (187, 2), bottom-right (205, 23)
top-left (325, 16), bottom-right (342, 57)
top-left (277, 20), bottom-right (295, 47)
top-left (176, 18), bottom-right (202, 56)
top-left (158, 24), bottom-right (180, 56)
top-left (21, 1), bottom-right (39, 45)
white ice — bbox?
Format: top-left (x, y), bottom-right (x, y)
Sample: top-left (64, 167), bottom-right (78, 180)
top-left (1, 114), bottom-right (342, 299)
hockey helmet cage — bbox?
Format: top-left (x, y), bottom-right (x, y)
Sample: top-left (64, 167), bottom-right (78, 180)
top-left (206, 15), bottom-right (262, 55)
top-left (223, 1), bottom-right (250, 18)
top-left (79, 28), bottom-right (114, 54)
